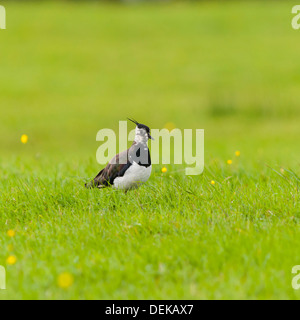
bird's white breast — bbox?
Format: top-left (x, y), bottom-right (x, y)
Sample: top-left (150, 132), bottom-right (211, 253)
top-left (113, 162), bottom-right (152, 190)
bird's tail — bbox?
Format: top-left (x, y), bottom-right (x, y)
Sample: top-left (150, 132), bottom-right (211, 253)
top-left (85, 180), bottom-right (97, 189)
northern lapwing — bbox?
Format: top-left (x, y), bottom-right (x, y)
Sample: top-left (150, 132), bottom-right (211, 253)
top-left (85, 118), bottom-right (153, 191)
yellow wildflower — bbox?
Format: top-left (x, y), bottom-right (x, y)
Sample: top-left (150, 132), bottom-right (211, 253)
top-left (21, 134), bottom-right (28, 144)
top-left (6, 255), bottom-right (17, 265)
top-left (57, 272), bottom-right (74, 289)
top-left (7, 230), bottom-right (16, 237)
top-left (164, 122), bottom-right (176, 131)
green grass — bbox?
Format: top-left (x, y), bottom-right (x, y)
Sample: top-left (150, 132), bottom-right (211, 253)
top-left (0, 1), bottom-right (300, 299)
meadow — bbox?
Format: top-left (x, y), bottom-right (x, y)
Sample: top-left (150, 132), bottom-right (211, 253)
top-left (0, 1), bottom-right (300, 299)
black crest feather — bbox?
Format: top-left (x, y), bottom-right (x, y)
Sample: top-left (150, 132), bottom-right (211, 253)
top-left (127, 118), bottom-right (139, 125)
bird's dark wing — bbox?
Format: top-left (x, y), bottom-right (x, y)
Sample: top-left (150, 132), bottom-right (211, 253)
top-left (85, 148), bottom-right (132, 189)
top-left (85, 141), bottom-right (151, 189)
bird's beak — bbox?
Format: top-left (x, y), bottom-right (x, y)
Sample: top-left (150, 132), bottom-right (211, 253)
top-left (148, 134), bottom-right (154, 140)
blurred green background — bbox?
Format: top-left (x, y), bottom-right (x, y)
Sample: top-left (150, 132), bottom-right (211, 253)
top-left (1, 0), bottom-right (299, 166)
top-left (1, 0), bottom-right (300, 300)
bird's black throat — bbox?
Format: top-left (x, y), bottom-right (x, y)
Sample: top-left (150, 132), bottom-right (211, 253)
top-left (130, 142), bottom-right (151, 168)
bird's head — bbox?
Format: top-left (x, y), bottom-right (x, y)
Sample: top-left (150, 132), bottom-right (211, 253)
top-left (128, 118), bottom-right (154, 143)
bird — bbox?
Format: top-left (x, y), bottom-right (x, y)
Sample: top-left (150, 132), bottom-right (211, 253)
top-left (85, 118), bottom-right (153, 191)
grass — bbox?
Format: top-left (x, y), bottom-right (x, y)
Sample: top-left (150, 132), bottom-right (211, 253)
top-left (0, 1), bottom-right (300, 299)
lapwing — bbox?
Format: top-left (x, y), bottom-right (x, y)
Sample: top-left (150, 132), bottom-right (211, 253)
top-left (85, 118), bottom-right (153, 191)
